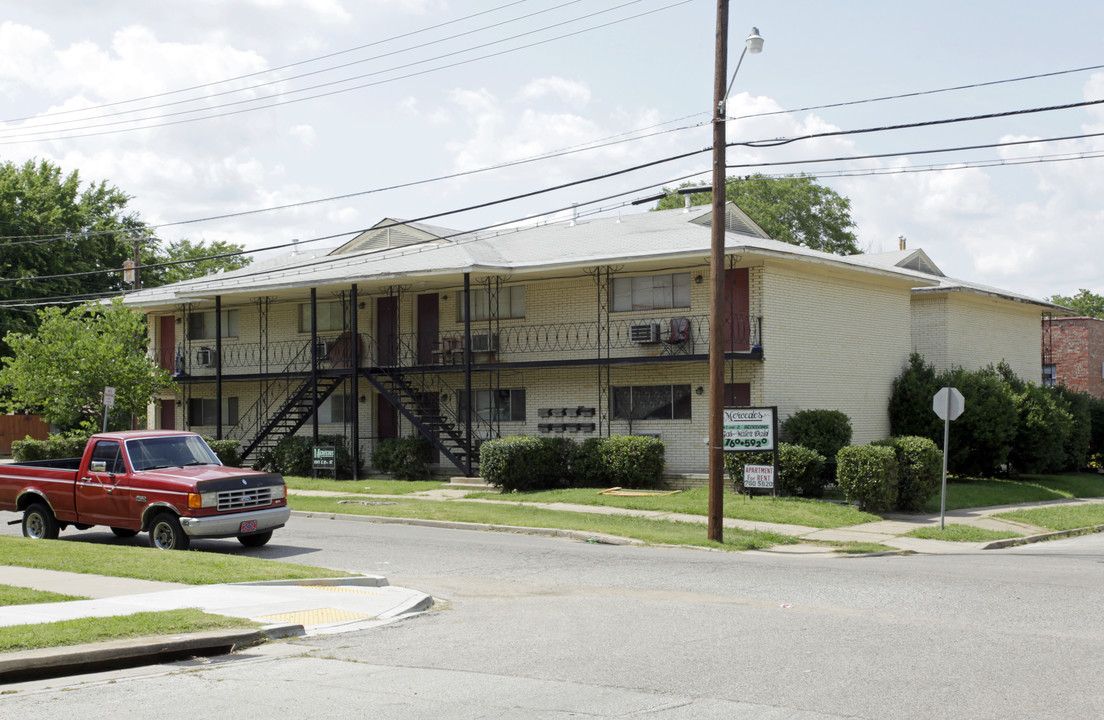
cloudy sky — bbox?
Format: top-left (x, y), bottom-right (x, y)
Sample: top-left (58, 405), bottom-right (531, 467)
top-left (2, 0), bottom-right (1103, 301)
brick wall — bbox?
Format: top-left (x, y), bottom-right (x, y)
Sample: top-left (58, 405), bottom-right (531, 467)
top-left (1048, 317), bottom-right (1104, 398)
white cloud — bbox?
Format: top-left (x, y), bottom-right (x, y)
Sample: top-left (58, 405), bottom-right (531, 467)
top-left (517, 77), bottom-right (591, 106)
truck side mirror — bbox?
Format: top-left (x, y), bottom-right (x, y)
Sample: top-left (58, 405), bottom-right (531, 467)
top-left (90, 461), bottom-right (108, 473)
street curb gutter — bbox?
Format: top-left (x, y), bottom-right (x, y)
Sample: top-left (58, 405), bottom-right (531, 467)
top-left (0, 628), bottom-right (272, 685)
top-left (980, 523), bottom-right (1104, 550)
top-left (291, 510), bottom-right (643, 546)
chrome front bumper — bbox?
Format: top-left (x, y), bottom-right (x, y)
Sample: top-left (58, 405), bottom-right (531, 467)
top-left (178, 506), bottom-right (291, 538)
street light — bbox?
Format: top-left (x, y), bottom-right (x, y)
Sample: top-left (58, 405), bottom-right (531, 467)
top-left (708, 9), bottom-right (763, 543)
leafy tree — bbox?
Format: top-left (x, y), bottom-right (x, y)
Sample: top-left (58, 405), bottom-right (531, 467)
top-left (888, 353), bottom-right (942, 441)
top-left (0, 159), bottom-right (147, 353)
top-left (1047, 289), bottom-right (1104, 318)
top-left (997, 362), bottom-right (1071, 474)
top-left (653, 173), bottom-right (860, 255)
top-left (141, 238), bottom-right (253, 288)
top-left (0, 299), bottom-right (173, 431)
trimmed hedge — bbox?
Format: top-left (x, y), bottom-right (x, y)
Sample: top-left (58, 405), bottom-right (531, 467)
top-left (872, 436), bottom-right (941, 512)
top-left (723, 442), bottom-right (826, 497)
top-left (203, 438), bottom-right (243, 467)
top-left (11, 433), bottom-right (91, 462)
top-left (371, 436), bottom-right (434, 480)
top-left (480, 434), bottom-right (665, 492)
top-left (480, 436), bottom-right (570, 492)
top-left (836, 445), bottom-right (898, 512)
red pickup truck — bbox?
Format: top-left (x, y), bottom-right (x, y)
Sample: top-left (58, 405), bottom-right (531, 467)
top-left (0, 430), bottom-right (290, 550)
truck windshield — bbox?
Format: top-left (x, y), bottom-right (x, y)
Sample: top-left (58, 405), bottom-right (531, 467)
top-left (127, 435), bottom-right (221, 471)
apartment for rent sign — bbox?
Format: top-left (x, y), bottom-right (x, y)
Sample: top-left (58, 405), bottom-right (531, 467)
top-left (722, 407), bottom-right (777, 451)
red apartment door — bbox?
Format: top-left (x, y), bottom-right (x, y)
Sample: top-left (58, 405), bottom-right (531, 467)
top-left (377, 296), bottom-right (398, 366)
top-left (417, 294), bottom-right (439, 365)
top-left (159, 399), bottom-right (176, 430)
top-left (724, 268), bottom-right (751, 352)
top-left (159, 315), bottom-right (175, 371)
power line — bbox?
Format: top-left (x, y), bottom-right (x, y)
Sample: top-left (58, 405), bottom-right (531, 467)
top-left (0, 1), bottom-right (688, 144)
top-left (0, 0), bottom-right (533, 124)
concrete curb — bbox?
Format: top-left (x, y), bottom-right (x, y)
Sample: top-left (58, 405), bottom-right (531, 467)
top-left (0, 628), bottom-right (269, 684)
top-left (291, 510), bottom-right (644, 546)
top-left (979, 523), bottom-right (1104, 550)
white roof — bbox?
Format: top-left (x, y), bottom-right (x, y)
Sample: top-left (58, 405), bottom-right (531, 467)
top-left (118, 204), bottom-right (1057, 311)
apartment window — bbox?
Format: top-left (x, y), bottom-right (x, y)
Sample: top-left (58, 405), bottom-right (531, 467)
top-left (299, 301), bottom-right (347, 333)
top-left (187, 310), bottom-right (238, 340)
top-left (459, 389), bottom-right (526, 423)
top-left (612, 273), bottom-right (690, 312)
top-left (312, 393), bottom-right (354, 424)
top-left (612, 385), bottom-right (691, 420)
top-left (1042, 364), bottom-right (1057, 388)
top-left (457, 286), bottom-right (526, 321)
top-left (187, 397), bottom-right (239, 426)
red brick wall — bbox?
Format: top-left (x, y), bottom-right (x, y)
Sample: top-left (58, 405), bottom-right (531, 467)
top-left (1047, 317), bottom-right (1104, 398)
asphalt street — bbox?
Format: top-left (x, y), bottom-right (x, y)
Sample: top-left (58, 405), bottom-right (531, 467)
top-left (2, 514), bottom-right (1103, 719)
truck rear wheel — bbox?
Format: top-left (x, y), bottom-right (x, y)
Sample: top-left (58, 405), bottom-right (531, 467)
top-left (22, 503), bottom-right (59, 540)
top-left (148, 513), bottom-right (190, 550)
top-left (237, 530), bottom-right (273, 547)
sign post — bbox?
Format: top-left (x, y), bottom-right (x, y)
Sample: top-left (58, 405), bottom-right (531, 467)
top-left (101, 386), bottom-right (116, 433)
top-left (932, 387), bottom-right (965, 529)
top-left (722, 407), bottom-right (778, 498)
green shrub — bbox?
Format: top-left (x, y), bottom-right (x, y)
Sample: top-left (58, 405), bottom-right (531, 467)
top-left (723, 443), bottom-right (826, 496)
top-left (1052, 386), bottom-right (1092, 471)
top-left (781, 409), bottom-right (853, 461)
top-left (938, 365), bottom-right (1017, 476)
top-left (873, 436), bottom-right (941, 512)
top-left (836, 445), bottom-right (898, 512)
top-left (371, 436), bottom-right (433, 480)
top-left (570, 437), bottom-right (610, 487)
top-left (589, 435), bottom-right (665, 489)
top-left (480, 436), bottom-right (569, 492)
top-left (202, 438), bottom-right (243, 467)
top-left (889, 353), bottom-right (942, 441)
top-left (11, 432), bottom-right (91, 462)
top-left (998, 363), bottom-right (1072, 475)
top-left (269, 435), bottom-right (313, 476)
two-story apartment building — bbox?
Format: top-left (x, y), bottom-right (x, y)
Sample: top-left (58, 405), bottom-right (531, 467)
top-left (120, 203), bottom-right (1057, 478)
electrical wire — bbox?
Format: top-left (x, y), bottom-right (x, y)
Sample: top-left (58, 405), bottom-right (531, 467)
top-left (0, 1), bottom-right (689, 144)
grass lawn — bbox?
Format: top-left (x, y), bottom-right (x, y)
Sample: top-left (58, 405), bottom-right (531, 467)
top-left (995, 502), bottom-right (1104, 531)
top-left (904, 525), bottom-right (1022, 542)
top-left (0, 536), bottom-right (353, 585)
top-left (0, 610), bottom-right (258, 652)
top-left (290, 495), bottom-right (799, 551)
top-left (466, 487), bottom-right (879, 529)
top-left (0, 584), bottom-right (85, 606)
top-left (921, 473), bottom-right (1104, 512)
top-left (284, 475), bottom-right (446, 495)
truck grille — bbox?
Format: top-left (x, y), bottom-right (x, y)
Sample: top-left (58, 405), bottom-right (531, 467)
top-left (216, 487), bottom-right (273, 512)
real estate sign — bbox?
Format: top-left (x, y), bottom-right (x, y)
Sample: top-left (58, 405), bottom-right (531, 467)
top-left (743, 464), bottom-right (775, 488)
top-left (722, 407), bottom-right (776, 452)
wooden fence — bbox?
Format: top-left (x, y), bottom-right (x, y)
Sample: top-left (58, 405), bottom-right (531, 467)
top-left (0, 414), bottom-right (50, 455)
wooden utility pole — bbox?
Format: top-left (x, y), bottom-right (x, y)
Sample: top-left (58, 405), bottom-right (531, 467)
top-left (708, 0), bottom-right (729, 543)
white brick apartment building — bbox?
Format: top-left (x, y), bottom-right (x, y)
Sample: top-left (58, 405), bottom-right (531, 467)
top-left (120, 203), bottom-right (1057, 479)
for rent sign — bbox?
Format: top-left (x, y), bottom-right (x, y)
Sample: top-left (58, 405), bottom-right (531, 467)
top-left (722, 407), bottom-right (777, 452)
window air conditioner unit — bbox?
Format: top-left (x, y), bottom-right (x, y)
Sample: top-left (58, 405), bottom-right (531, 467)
top-left (314, 340), bottom-right (332, 360)
top-left (470, 333), bottom-right (499, 353)
top-left (630, 322), bottom-right (660, 344)
top-left (195, 347), bottom-right (216, 368)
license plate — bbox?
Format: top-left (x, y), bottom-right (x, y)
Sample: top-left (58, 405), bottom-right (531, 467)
top-left (240, 520), bottom-right (258, 533)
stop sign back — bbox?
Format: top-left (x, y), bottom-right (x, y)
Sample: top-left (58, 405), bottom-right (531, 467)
top-left (933, 387), bottom-right (964, 421)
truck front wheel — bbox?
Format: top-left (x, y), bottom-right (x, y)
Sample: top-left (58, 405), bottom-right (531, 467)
top-left (148, 513), bottom-right (190, 550)
top-left (22, 503), bottom-right (59, 540)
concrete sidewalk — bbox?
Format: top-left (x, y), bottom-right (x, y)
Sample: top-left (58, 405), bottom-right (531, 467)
top-left (0, 569), bottom-right (432, 683)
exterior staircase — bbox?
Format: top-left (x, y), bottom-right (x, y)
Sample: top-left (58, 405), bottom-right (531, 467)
top-left (239, 375), bottom-right (345, 465)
